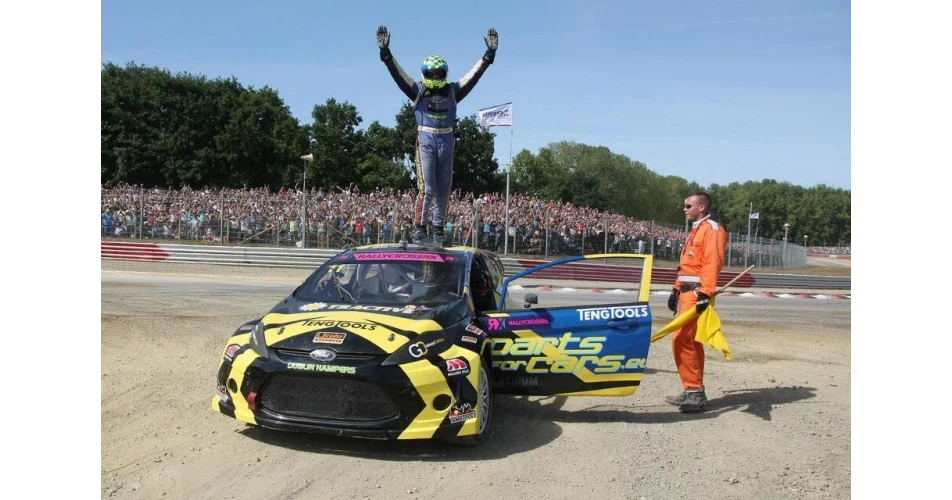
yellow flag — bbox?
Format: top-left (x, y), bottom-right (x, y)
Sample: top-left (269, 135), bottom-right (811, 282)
top-left (650, 308), bottom-right (697, 343)
top-left (651, 298), bottom-right (731, 360)
top-left (695, 302), bottom-right (731, 360)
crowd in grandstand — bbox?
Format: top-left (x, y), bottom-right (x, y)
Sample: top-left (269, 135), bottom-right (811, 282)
top-left (101, 182), bottom-right (849, 262)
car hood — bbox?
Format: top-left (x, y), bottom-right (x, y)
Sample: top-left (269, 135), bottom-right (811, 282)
top-left (258, 298), bottom-right (462, 355)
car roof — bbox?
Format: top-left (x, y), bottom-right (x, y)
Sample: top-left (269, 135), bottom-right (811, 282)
top-left (348, 242), bottom-right (484, 260)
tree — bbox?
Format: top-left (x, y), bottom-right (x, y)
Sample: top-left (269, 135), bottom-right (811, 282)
top-left (308, 98), bottom-right (363, 190)
top-left (452, 115), bottom-right (502, 194)
top-left (101, 62), bottom-right (175, 186)
top-left (102, 62), bottom-right (305, 189)
top-left (355, 121), bottom-right (412, 192)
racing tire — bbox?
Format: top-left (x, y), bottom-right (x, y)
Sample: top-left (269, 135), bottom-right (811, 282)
top-left (444, 357), bottom-right (493, 446)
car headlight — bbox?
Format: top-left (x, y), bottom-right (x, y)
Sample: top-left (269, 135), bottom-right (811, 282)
top-left (381, 330), bottom-right (450, 366)
top-left (248, 321), bottom-right (269, 359)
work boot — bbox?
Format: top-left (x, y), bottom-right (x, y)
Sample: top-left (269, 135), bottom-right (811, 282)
top-left (664, 391), bottom-right (687, 406)
top-left (412, 226), bottom-right (427, 245)
top-left (432, 231), bottom-right (445, 247)
top-left (678, 389), bottom-right (708, 413)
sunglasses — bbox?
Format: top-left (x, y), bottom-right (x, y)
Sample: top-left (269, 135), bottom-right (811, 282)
top-left (684, 204), bottom-right (702, 209)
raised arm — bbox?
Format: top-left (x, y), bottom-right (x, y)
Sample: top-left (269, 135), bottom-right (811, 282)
top-left (377, 25), bottom-right (419, 101)
top-left (456, 28), bottom-right (498, 102)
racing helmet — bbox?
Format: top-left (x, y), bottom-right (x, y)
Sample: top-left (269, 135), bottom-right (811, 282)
top-left (421, 55), bottom-right (448, 89)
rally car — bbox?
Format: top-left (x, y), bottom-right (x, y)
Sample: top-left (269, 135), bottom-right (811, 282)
top-left (211, 242), bottom-right (655, 445)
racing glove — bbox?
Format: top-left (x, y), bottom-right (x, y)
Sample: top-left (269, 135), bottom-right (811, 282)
top-left (377, 25), bottom-right (392, 61)
top-left (695, 292), bottom-right (711, 315)
top-left (667, 288), bottom-right (679, 313)
top-left (483, 28), bottom-right (498, 64)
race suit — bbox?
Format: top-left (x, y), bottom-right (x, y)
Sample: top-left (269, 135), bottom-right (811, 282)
top-left (381, 56), bottom-right (491, 232)
top-left (673, 215), bottom-right (727, 390)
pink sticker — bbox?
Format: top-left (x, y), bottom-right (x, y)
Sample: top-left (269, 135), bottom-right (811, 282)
top-left (354, 252), bottom-right (446, 262)
top-left (225, 344), bottom-right (241, 360)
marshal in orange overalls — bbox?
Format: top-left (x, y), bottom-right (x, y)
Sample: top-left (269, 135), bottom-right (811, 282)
top-left (673, 216), bottom-right (727, 390)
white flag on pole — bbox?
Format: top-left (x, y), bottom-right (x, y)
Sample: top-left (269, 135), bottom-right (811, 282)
top-left (478, 102), bottom-right (513, 127)
top-left (749, 212), bottom-right (760, 220)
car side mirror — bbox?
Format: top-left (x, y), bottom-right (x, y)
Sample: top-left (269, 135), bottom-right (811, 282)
top-left (523, 293), bottom-right (538, 308)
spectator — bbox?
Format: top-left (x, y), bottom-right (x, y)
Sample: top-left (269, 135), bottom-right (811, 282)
top-left (99, 182), bottom-right (849, 261)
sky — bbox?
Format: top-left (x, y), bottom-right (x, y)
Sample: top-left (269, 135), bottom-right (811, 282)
top-left (101, 0), bottom-right (851, 190)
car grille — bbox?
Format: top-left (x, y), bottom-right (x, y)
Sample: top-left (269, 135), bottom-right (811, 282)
top-left (260, 374), bottom-right (399, 422)
top-left (274, 349), bottom-right (375, 360)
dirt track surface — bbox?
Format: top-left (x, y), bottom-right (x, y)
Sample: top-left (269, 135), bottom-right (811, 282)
top-left (101, 260), bottom-right (851, 499)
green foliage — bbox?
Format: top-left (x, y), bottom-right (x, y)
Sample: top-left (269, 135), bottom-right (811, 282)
top-left (451, 115), bottom-right (502, 194)
top-left (101, 62), bottom-right (306, 188)
top-left (355, 121), bottom-right (412, 191)
top-left (308, 98), bottom-right (364, 191)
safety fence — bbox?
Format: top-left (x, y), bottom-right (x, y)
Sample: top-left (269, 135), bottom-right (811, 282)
top-left (101, 241), bottom-right (850, 290)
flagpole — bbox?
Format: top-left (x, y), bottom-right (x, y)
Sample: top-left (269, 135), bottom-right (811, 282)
top-left (745, 202), bottom-right (752, 267)
top-left (477, 102), bottom-right (513, 254)
top-left (504, 126), bottom-right (513, 255)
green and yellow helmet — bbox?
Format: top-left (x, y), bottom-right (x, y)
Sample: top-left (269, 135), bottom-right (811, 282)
top-left (421, 55), bottom-right (448, 89)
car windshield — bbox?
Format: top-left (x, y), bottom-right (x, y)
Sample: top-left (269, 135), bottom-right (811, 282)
top-left (295, 251), bottom-right (467, 306)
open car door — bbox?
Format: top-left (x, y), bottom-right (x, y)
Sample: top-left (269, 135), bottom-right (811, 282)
top-left (476, 253), bottom-right (654, 397)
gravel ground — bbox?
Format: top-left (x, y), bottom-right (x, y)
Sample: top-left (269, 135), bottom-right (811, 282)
top-left (101, 259), bottom-right (851, 499)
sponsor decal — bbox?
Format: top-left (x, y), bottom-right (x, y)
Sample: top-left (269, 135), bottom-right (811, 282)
top-left (495, 376), bottom-right (539, 387)
top-left (465, 324), bottom-right (485, 336)
top-left (313, 332), bottom-right (346, 344)
top-left (216, 383), bottom-right (230, 402)
top-left (508, 317), bottom-right (551, 327)
top-left (250, 323), bottom-right (262, 346)
top-left (225, 344), bottom-right (241, 360)
top-left (302, 319), bottom-right (377, 331)
top-left (486, 317), bottom-right (551, 331)
top-left (577, 305), bottom-right (649, 321)
top-left (491, 332), bottom-right (647, 374)
top-left (401, 305), bottom-right (431, 314)
top-left (354, 252), bottom-right (446, 262)
top-left (449, 403), bottom-right (476, 423)
top-left (286, 362), bottom-right (356, 374)
top-left (408, 337), bottom-right (445, 358)
top-left (302, 304), bottom-right (430, 315)
top-left (309, 348), bottom-right (337, 362)
top-left (445, 358), bottom-right (470, 377)
top-left (460, 335), bottom-right (478, 344)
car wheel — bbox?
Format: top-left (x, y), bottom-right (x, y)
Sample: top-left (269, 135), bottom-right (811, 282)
top-left (445, 357), bottom-right (493, 446)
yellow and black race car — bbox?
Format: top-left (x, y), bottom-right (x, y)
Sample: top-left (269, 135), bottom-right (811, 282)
top-left (211, 243), bottom-right (655, 445)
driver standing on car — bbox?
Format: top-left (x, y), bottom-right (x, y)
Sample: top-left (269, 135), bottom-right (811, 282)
top-left (665, 192), bottom-right (727, 413)
top-left (376, 25), bottom-right (498, 245)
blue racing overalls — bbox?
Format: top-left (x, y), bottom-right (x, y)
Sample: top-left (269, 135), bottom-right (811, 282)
top-left (381, 55), bottom-right (492, 234)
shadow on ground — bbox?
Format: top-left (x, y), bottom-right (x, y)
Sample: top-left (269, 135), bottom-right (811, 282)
top-left (239, 385), bottom-right (815, 460)
top-left (553, 385), bottom-right (816, 423)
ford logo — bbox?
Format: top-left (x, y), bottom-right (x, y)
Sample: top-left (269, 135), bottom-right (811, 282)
top-left (309, 348), bottom-right (337, 362)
